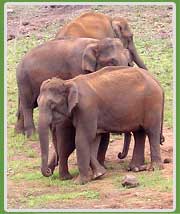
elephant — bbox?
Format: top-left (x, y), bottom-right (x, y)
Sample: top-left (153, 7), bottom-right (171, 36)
top-left (15, 37), bottom-right (132, 178)
top-left (55, 12), bottom-right (147, 70)
top-left (15, 37), bottom-right (132, 137)
top-left (38, 66), bottom-right (164, 184)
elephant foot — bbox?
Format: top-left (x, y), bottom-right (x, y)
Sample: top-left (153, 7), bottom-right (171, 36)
top-left (60, 172), bottom-right (73, 180)
top-left (25, 127), bottom-right (36, 138)
top-left (74, 175), bottom-right (90, 185)
top-left (14, 123), bottom-right (25, 135)
top-left (147, 161), bottom-right (164, 171)
top-left (92, 166), bottom-right (106, 180)
top-left (127, 163), bottom-right (147, 172)
top-left (99, 161), bottom-right (107, 169)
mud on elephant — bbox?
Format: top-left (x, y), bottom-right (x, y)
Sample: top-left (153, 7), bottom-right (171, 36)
top-left (38, 66), bottom-right (164, 184)
top-left (55, 12), bottom-right (147, 70)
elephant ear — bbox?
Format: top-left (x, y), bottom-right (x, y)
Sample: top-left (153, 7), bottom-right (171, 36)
top-left (67, 82), bottom-right (78, 115)
top-left (112, 18), bottom-right (132, 40)
top-left (123, 49), bottom-right (134, 67)
top-left (82, 43), bottom-right (98, 73)
top-left (112, 20), bottom-right (123, 39)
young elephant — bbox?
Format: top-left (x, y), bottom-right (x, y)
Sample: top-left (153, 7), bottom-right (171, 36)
top-left (55, 12), bottom-right (147, 70)
top-left (38, 66), bottom-right (164, 184)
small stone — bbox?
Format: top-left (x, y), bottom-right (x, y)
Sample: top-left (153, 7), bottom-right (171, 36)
top-left (22, 21), bottom-right (29, 26)
top-left (7, 34), bottom-right (15, 41)
top-left (164, 158), bottom-right (172, 164)
top-left (122, 175), bottom-right (139, 188)
top-left (7, 9), bottom-right (14, 13)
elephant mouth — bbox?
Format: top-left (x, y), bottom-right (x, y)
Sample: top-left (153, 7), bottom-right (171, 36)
top-left (52, 114), bottom-right (68, 125)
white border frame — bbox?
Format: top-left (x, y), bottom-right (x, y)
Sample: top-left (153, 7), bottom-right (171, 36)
top-left (4, 2), bottom-right (176, 212)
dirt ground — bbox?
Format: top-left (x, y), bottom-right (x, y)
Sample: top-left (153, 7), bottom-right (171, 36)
top-left (6, 4), bottom-right (174, 210)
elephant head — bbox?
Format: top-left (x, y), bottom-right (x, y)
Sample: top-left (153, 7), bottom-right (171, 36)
top-left (82, 38), bottom-right (133, 73)
top-left (111, 17), bottom-right (147, 70)
top-left (37, 78), bottom-right (78, 177)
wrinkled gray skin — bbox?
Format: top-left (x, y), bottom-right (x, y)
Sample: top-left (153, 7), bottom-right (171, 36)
top-left (38, 66), bottom-right (164, 184)
top-left (15, 37), bottom-right (132, 179)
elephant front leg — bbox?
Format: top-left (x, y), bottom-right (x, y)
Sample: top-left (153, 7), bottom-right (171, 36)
top-left (90, 135), bottom-right (106, 180)
top-left (128, 130), bottom-right (146, 172)
top-left (74, 127), bottom-right (91, 185)
top-left (57, 125), bottom-right (76, 180)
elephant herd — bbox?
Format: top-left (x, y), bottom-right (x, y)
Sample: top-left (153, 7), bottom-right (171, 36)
top-left (15, 12), bottom-right (164, 184)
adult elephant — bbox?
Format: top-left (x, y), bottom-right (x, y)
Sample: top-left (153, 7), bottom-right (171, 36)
top-left (15, 37), bottom-right (132, 137)
top-left (38, 66), bottom-right (164, 184)
top-left (55, 12), bottom-right (147, 70)
top-left (15, 37), bottom-right (132, 178)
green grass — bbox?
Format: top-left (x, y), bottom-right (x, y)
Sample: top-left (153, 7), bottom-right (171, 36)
top-left (114, 170), bottom-right (173, 193)
top-left (26, 190), bottom-right (100, 208)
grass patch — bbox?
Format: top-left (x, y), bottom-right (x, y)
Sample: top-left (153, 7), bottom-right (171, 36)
top-left (114, 170), bottom-right (173, 193)
top-left (27, 190), bottom-right (100, 207)
top-left (137, 171), bottom-right (173, 192)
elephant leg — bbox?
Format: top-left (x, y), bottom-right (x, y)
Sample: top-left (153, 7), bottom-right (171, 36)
top-left (128, 130), bottom-right (146, 172)
top-left (18, 85), bottom-right (36, 137)
top-left (118, 132), bottom-right (131, 159)
top-left (90, 135), bottom-right (106, 180)
top-left (57, 124), bottom-right (75, 180)
top-left (147, 127), bottom-right (163, 171)
top-left (97, 133), bottom-right (110, 168)
top-left (23, 107), bottom-right (35, 137)
top-left (14, 97), bottom-right (25, 134)
top-left (74, 125), bottom-right (91, 185)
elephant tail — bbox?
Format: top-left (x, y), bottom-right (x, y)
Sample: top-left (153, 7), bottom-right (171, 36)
top-left (160, 90), bottom-right (165, 145)
top-left (118, 132), bottom-right (131, 159)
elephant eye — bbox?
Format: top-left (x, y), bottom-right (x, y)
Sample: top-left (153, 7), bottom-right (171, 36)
top-left (108, 58), bottom-right (118, 66)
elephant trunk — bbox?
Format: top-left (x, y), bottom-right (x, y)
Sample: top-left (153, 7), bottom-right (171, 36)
top-left (128, 39), bottom-right (148, 70)
top-left (38, 111), bottom-right (52, 177)
top-left (118, 133), bottom-right (131, 159)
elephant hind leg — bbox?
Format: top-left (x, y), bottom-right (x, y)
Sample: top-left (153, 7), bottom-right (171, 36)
top-left (14, 95), bottom-right (25, 134)
top-left (128, 129), bottom-right (146, 172)
top-left (147, 127), bottom-right (164, 171)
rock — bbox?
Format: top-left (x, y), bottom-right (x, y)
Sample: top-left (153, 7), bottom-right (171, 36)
top-left (122, 175), bottom-right (139, 188)
top-left (7, 34), bottom-right (15, 41)
top-left (164, 158), bottom-right (172, 164)
top-left (7, 9), bottom-right (14, 13)
top-left (22, 21), bottom-right (29, 26)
